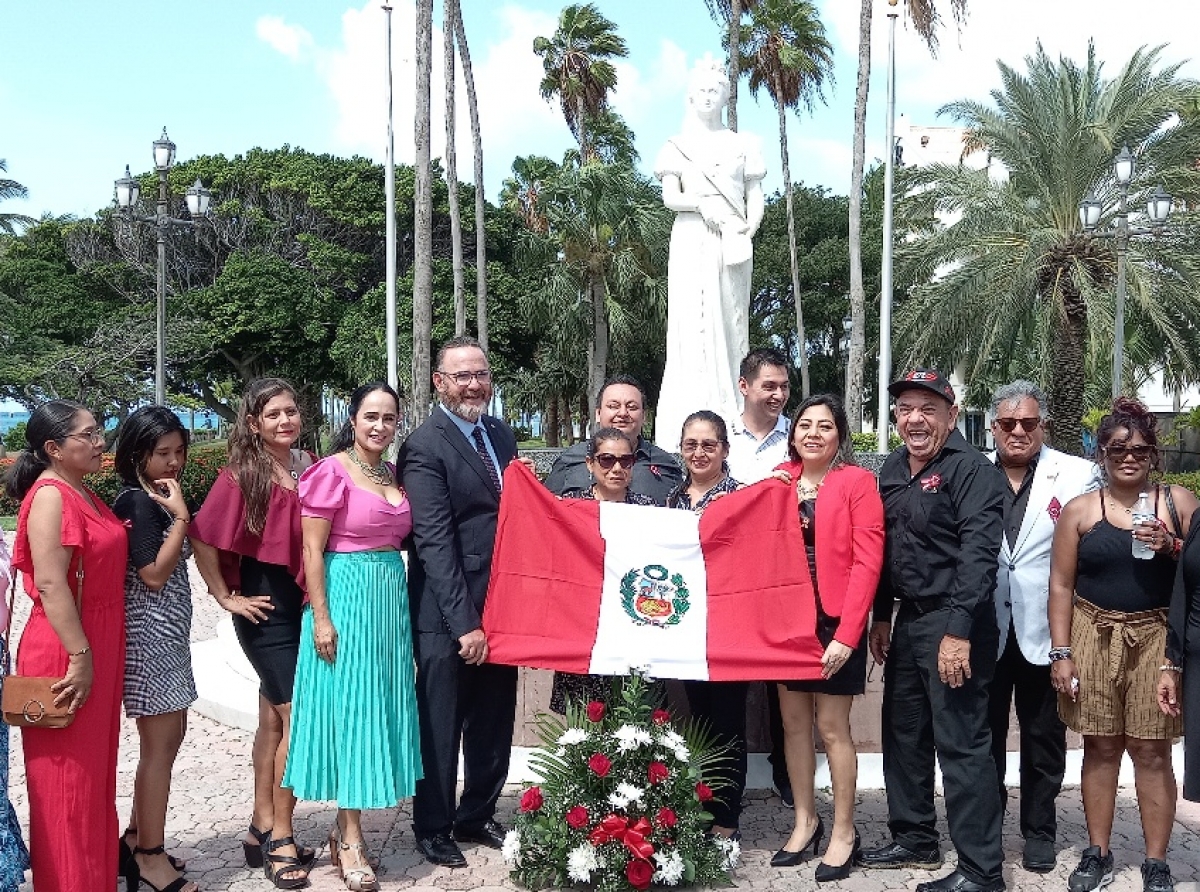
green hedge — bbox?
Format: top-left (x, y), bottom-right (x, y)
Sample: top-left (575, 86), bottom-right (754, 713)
top-left (1161, 471), bottom-right (1200, 499)
top-left (0, 443), bottom-right (227, 516)
top-left (851, 432), bottom-right (902, 453)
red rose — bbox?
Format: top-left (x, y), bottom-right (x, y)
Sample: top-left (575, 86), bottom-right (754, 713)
top-left (655, 807), bottom-right (677, 829)
top-left (565, 806), bottom-right (589, 829)
top-left (647, 761), bottom-right (669, 785)
top-left (588, 827), bottom-right (610, 847)
top-left (695, 782), bottom-right (714, 802)
top-left (651, 709), bottom-right (671, 725)
top-left (588, 753), bottom-right (612, 777)
top-left (519, 786), bottom-right (544, 812)
top-left (586, 701), bottom-right (606, 722)
top-left (626, 858), bottom-right (654, 890)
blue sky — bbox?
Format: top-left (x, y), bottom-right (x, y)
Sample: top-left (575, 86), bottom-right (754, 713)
top-left (4, 1), bottom-right (1195, 224)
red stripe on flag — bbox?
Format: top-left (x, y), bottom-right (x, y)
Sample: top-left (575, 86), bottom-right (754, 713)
top-left (483, 462), bottom-right (604, 674)
top-left (698, 480), bottom-right (824, 681)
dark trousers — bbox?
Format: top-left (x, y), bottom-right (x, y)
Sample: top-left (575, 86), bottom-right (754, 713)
top-left (684, 679), bottom-right (748, 828)
top-left (882, 603), bottom-right (1003, 885)
top-left (987, 623), bottom-right (1066, 842)
top-left (412, 630), bottom-right (518, 836)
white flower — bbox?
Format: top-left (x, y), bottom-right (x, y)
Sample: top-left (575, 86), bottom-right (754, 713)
top-left (566, 843), bottom-right (601, 883)
top-left (501, 829), bottom-right (522, 866)
top-left (557, 727), bottom-right (588, 746)
top-left (652, 849), bottom-right (686, 885)
top-left (614, 724), bottom-right (652, 752)
top-left (657, 730), bottom-right (690, 762)
top-left (607, 781), bottom-right (645, 810)
top-left (713, 835), bottom-right (741, 869)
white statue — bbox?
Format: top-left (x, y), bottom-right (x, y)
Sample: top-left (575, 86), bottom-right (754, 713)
top-left (653, 55), bottom-right (766, 450)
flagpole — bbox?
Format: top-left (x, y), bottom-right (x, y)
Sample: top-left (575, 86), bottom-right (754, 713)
top-left (876, 0), bottom-right (898, 454)
top-left (383, 3), bottom-right (398, 394)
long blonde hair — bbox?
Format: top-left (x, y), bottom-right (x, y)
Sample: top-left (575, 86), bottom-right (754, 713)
top-left (228, 378), bottom-right (297, 536)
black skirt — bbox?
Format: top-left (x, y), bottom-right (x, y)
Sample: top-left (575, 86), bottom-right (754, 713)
top-left (232, 557), bottom-right (304, 706)
top-left (781, 608), bottom-right (867, 697)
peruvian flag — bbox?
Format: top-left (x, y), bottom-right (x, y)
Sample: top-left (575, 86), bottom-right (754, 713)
top-left (482, 463), bottom-right (824, 681)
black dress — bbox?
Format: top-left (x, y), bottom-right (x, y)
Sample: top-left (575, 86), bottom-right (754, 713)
top-left (782, 498), bottom-right (867, 696)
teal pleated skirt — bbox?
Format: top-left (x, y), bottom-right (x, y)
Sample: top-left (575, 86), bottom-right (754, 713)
top-left (284, 550), bottom-right (423, 809)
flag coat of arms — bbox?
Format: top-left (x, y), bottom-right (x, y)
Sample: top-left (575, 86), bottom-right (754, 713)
top-left (482, 463), bottom-right (824, 681)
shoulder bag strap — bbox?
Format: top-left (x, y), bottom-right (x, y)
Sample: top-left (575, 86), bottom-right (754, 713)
top-left (2, 576), bottom-right (16, 675)
top-left (1163, 484), bottom-right (1184, 538)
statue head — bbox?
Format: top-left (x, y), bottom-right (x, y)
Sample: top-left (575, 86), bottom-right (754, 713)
top-left (686, 54), bottom-right (730, 118)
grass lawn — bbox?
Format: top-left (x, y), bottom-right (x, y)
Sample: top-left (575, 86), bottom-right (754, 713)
top-left (1, 516), bottom-right (14, 532)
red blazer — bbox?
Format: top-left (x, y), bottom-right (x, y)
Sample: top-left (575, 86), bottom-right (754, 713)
top-left (775, 460), bottom-right (885, 647)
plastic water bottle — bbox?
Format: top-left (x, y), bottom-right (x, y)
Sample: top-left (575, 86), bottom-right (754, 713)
top-left (1131, 491), bottom-right (1155, 560)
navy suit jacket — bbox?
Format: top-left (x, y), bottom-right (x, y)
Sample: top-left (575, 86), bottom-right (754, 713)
top-left (399, 407), bottom-right (518, 639)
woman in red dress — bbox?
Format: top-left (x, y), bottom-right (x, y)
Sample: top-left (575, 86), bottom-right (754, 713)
top-left (4, 400), bottom-right (128, 891)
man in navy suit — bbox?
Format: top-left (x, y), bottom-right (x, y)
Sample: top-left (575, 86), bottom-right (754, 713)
top-left (400, 336), bottom-right (519, 868)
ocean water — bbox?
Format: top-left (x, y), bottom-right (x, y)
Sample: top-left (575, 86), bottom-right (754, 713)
top-left (0, 408), bottom-right (218, 438)
top-left (0, 409), bottom-right (29, 436)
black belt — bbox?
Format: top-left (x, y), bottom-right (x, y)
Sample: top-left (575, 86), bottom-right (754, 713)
top-left (899, 595), bottom-right (951, 616)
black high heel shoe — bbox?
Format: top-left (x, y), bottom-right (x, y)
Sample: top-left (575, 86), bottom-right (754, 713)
top-left (132, 846), bottom-right (192, 892)
top-left (119, 838), bottom-right (140, 892)
top-left (814, 827), bottom-right (861, 883)
top-left (244, 824), bottom-right (316, 870)
top-left (770, 816), bottom-right (825, 867)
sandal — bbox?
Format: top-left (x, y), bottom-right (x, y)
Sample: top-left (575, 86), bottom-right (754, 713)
top-left (245, 824), bottom-right (316, 869)
top-left (263, 835), bottom-right (313, 890)
top-left (330, 827), bottom-right (379, 892)
top-left (133, 845), bottom-right (198, 892)
top-left (327, 826), bottom-right (381, 870)
top-left (124, 829), bottom-right (186, 873)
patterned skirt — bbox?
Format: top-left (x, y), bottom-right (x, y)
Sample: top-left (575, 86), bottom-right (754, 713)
top-left (123, 556), bottom-right (196, 718)
top-left (284, 551), bottom-right (422, 809)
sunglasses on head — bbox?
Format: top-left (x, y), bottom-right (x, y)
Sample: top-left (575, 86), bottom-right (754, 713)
top-left (593, 453), bottom-right (635, 470)
top-left (1102, 444), bottom-right (1152, 461)
top-left (993, 417), bottom-right (1041, 433)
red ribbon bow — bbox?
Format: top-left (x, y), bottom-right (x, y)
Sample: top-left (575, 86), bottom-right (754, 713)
top-left (588, 814), bottom-right (655, 859)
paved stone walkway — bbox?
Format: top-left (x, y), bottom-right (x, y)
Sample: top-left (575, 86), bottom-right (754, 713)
top-left (4, 537), bottom-right (1200, 890)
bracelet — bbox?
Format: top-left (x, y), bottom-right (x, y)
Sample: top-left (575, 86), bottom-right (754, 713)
top-left (68, 645), bottom-right (91, 658)
top-left (1160, 664), bottom-right (1183, 674)
top-left (172, 514), bottom-right (191, 526)
top-left (1170, 535), bottom-right (1183, 560)
top-left (1048, 647), bottom-right (1073, 663)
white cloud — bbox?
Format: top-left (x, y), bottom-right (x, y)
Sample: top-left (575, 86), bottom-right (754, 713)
top-left (255, 15), bottom-right (315, 62)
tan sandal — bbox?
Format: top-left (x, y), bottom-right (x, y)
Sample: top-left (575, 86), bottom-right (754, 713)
top-left (330, 828), bottom-right (379, 892)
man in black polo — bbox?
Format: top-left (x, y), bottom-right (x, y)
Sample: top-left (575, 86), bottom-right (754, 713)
top-left (857, 369), bottom-right (1007, 892)
top-left (543, 375), bottom-right (682, 505)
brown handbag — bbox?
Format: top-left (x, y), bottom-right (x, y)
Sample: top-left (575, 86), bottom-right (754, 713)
top-left (1, 564), bottom-right (82, 729)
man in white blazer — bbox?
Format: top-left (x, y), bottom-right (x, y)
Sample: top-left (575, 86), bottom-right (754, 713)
top-left (986, 381), bottom-right (1098, 874)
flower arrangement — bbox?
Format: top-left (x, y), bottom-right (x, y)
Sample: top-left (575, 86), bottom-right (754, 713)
top-left (504, 672), bottom-right (738, 892)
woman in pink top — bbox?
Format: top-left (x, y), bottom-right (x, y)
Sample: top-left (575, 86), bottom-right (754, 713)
top-left (284, 383), bottom-right (421, 892)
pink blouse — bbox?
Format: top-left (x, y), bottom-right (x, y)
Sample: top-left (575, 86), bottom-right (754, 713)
top-left (298, 457), bottom-right (411, 552)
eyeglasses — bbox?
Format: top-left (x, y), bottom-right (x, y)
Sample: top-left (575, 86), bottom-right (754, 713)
top-left (681, 439), bottom-right (723, 454)
top-left (593, 453), bottom-right (635, 470)
top-left (993, 417), bottom-right (1041, 433)
top-left (66, 427), bottom-right (105, 445)
top-left (1102, 444), bottom-right (1152, 462)
top-left (438, 369), bottom-right (492, 385)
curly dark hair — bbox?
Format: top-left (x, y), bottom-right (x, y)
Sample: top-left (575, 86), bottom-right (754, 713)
top-left (1096, 396), bottom-right (1159, 467)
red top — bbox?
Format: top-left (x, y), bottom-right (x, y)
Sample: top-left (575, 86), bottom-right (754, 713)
top-left (774, 461), bottom-right (886, 647)
top-left (189, 468), bottom-right (304, 589)
top-left (12, 477), bottom-right (128, 612)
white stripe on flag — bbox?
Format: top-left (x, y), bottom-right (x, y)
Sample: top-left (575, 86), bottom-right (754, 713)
top-left (589, 502), bottom-right (710, 680)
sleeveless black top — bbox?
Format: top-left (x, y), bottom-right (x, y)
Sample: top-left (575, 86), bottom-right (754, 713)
top-left (1075, 488), bottom-right (1176, 613)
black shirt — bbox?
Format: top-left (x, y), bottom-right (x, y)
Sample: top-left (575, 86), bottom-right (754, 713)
top-left (1002, 457), bottom-right (1037, 550)
top-left (872, 429), bottom-right (1006, 639)
top-left (544, 437), bottom-right (683, 506)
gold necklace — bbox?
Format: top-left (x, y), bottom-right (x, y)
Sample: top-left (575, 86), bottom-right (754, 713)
top-left (797, 467), bottom-right (830, 501)
top-left (346, 447), bottom-right (392, 486)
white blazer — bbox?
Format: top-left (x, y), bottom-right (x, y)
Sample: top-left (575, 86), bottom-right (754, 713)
top-left (989, 446), bottom-right (1099, 663)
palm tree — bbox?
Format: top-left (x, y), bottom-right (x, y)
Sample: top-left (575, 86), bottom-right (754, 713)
top-left (846, 0), bottom-right (967, 431)
top-left (412, 0), bottom-right (435, 423)
top-left (895, 43), bottom-right (1200, 455)
top-left (739, 0), bottom-right (834, 398)
top-left (506, 157), bottom-right (672, 428)
top-left (451, 0), bottom-right (489, 350)
top-left (702, 0), bottom-right (759, 131)
top-left (533, 4), bottom-right (628, 162)
top-left (1, 159), bottom-right (34, 236)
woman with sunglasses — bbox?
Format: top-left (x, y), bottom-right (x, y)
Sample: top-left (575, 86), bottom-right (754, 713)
top-left (666, 410), bottom-right (747, 841)
top-left (550, 428), bottom-right (655, 714)
top-left (1048, 397), bottom-right (1196, 892)
top-left (3, 401), bottom-right (128, 891)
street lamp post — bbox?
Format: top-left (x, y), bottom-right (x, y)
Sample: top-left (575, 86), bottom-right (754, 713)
top-left (113, 128), bottom-right (211, 406)
top-left (1079, 146), bottom-right (1171, 399)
